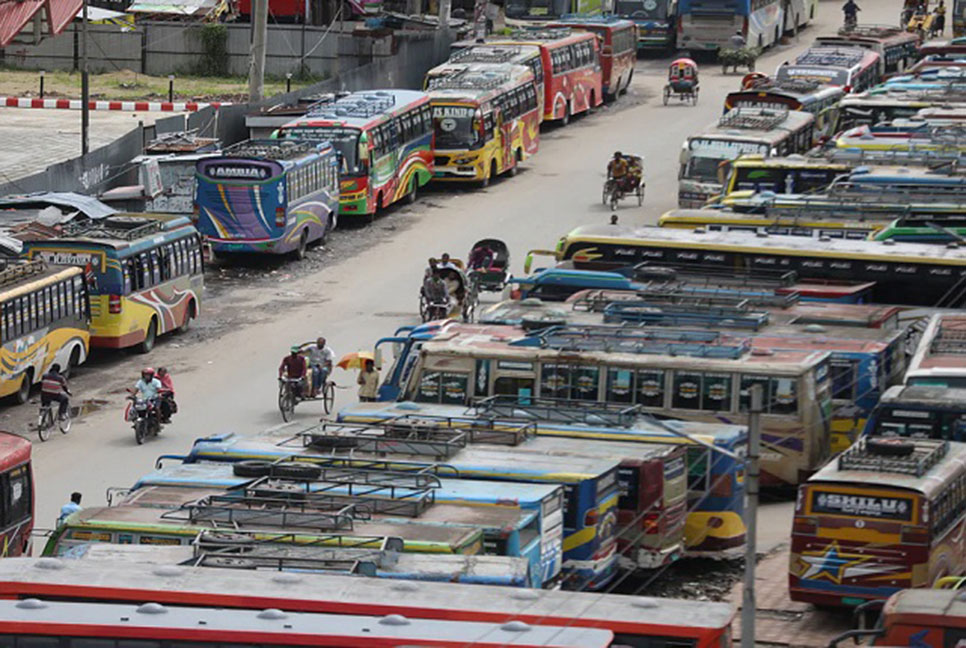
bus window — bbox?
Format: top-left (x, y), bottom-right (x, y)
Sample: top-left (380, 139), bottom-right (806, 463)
top-left (4, 465), bottom-right (31, 528)
top-left (494, 376), bottom-right (535, 397)
top-left (606, 368), bottom-right (634, 404)
top-left (636, 369), bottom-right (665, 407)
top-left (830, 360), bottom-right (856, 400)
top-left (771, 377), bottom-right (798, 415)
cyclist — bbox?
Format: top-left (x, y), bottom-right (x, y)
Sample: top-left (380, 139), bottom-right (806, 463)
top-left (304, 337), bottom-right (335, 397)
top-left (279, 346), bottom-right (308, 395)
top-left (40, 364), bottom-right (71, 421)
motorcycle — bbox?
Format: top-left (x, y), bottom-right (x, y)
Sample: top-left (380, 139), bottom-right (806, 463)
top-left (125, 389), bottom-right (163, 444)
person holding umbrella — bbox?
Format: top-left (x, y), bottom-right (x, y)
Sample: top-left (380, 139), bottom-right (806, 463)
top-left (357, 358), bottom-right (379, 403)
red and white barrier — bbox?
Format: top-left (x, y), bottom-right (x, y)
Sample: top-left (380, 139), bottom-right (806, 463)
top-left (0, 97), bottom-right (226, 112)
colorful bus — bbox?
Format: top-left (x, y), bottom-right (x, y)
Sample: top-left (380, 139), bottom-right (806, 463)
top-left (21, 214), bottom-right (204, 353)
top-left (427, 64), bottom-right (540, 186)
top-left (0, 262), bottom-right (89, 404)
top-left (542, 224), bottom-right (966, 307)
top-left (493, 29), bottom-right (603, 125)
top-left (905, 314), bottom-right (966, 388)
top-left (0, 434), bottom-right (32, 557)
top-left (872, 214), bottom-right (966, 243)
top-left (612, 0), bottom-right (675, 50)
top-left (676, 0), bottom-right (785, 51)
top-left (277, 90), bottom-right (433, 220)
top-left (548, 16), bottom-right (637, 100)
top-left (0, 598), bottom-right (615, 648)
top-left (814, 25), bottom-right (920, 75)
top-left (658, 209), bottom-right (882, 240)
top-left (790, 438), bottom-right (966, 607)
top-left (435, 43), bottom-right (546, 119)
top-left (723, 79), bottom-right (844, 118)
top-left (714, 155), bottom-right (850, 199)
top-left (0, 557), bottom-right (738, 648)
top-left (828, 92), bottom-right (966, 135)
top-left (194, 140), bottom-right (339, 260)
top-left (503, 0), bottom-right (603, 25)
top-left (833, 122), bottom-right (966, 154)
top-left (678, 107), bottom-right (815, 207)
top-left (840, 588), bottom-right (966, 647)
top-left (831, 165), bottom-right (966, 201)
top-left (179, 431), bottom-right (621, 591)
top-left (862, 384), bottom-right (966, 441)
top-left (776, 47), bottom-right (882, 93)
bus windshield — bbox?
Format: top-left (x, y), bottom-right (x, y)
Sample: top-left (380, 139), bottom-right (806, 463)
top-left (433, 105), bottom-right (481, 149)
top-left (686, 155), bottom-right (726, 180)
top-left (616, 0), bottom-right (667, 19)
top-left (282, 126), bottom-right (361, 174)
top-left (505, 0), bottom-right (567, 18)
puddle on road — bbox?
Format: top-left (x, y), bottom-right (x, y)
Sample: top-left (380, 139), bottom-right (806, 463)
top-left (72, 399), bottom-right (110, 418)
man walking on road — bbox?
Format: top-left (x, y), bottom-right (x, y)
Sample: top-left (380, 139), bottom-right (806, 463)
top-left (58, 492), bottom-right (82, 527)
top-left (357, 358), bottom-right (379, 402)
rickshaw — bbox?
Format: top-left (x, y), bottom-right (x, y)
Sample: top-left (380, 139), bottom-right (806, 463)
top-left (467, 238), bottom-right (510, 292)
top-left (419, 265), bottom-right (478, 323)
top-left (602, 154), bottom-right (645, 210)
top-left (664, 58), bottom-right (699, 105)
top-left (277, 346), bottom-right (337, 422)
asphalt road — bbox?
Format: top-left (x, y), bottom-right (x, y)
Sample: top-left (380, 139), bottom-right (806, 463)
top-left (18, 0), bottom-right (899, 575)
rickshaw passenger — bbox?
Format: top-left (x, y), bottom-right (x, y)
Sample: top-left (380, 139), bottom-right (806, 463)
top-left (627, 156), bottom-right (643, 185)
top-left (439, 253), bottom-right (459, 270)
top-left (469, 245), bottom-right (495, 271)
top-left (424, 269), bottom-right (448, 303)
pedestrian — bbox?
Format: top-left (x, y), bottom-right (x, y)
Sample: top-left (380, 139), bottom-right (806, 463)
top-left (357, 358), bottom-right (379, 403)
top-left (935, 0), bottom-right (947, 35)
top-left (610, 214), bottom-right (619, 225)
top-left (58, 492), bottom-right (82, 527)
top-left (729, 30), bottom-right (746, 49)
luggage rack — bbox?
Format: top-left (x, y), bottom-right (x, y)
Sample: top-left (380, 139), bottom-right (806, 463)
top-left (602, 301), bottom-right (770, 330)
top-left (746, 77), bottom-right (823, 94)
top-left (257, 454), bottom-right (462, 480)
top-left (508, 27), bottom-right (571, 41)
top-left (295, 421), bottom-right (471, 459)
top-left (569, 287), bottom-right (799, 313)
top-left (192, 528), bottom-right (404, 552)
top-left (62, 217), bottom-right (165, 241)
top-left (161, 493), bottom-right (364, 530)
top-left (382, 414), bottom-right (536, 447)
top-left (718, 107), bottom-right (789, 131)
top-left (428, 68), bottom-right (510, 91)
top-left (514, 323), bottom-right (752, 359)
top-left (631, 261), bottom-right (800, 289)
top-left (450, 45), bottom-right (522, 63)
top-left (838, 438), bottom-right (949, 477)
top-left (223, 139), bottom-right (319, 161)
top-left (0, 260), bottom-right (47, 289)
top-left (930, 318), bottom-right (966, 355)
top-left (837, 24), bottom-right (903, 37)
top-left (307, 92), bottom-right (397, 119)
top-left (795, 47), bottom-right (866, 67)
top-left (471, 396), bottom-right (641, 428)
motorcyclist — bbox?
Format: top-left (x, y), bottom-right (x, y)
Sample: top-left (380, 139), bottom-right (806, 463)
top-left (156, 366), bottom-right (176, 423)
top-left (132, 367), bottom-right (163, 420)
top-left (842, 0), bottom-right (860, 26)
top-left (40, 363), bottom-right (71, 421)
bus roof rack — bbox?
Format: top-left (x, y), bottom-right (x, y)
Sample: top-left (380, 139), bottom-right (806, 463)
top-left (930, 317), bottom-right (966, 355)
top-left (450, 45), bottom-right (523, 63)
top-left (192, 528), bottom-right (405, 552)
top-left (512, 323), bottom-right (752, 358)
top-left (838, 438), bottom-right (949, 477)
top-left (569, 286), bottom-right (800, 312)
top-left (306, 91), bottom-right (397, 119)
top-left (507, 27), bottom-right (571, 41)
top-left (837, 24), bottom-right (903, 38)
top-left (472, 395), bottom-right (642, 428)
top-left (61, 216), bottom-right (165, 241)
top-left (745, 77), bottom-right (823, 94)
top-left (428, 68), bottom-right (510, 91)
top-left (631, 260), bottom-right (800, 288)
top-left (161, 494), bottom-right (364, 531)
top-left (601, 301), bottom-right (770, 330)
top-left (718, 106), bottom-right (791, 130)
top-left (223, 139), bottom-right (319, 160)
top-left (796, 47), bottom-right (868, 67)
top-left (0, 260), bottom-right (47, 289)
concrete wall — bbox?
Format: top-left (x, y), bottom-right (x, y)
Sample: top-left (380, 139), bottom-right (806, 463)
top-left (1, 24), bottom-right (141, 73)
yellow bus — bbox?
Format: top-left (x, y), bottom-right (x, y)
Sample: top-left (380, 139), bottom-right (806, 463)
top-left (713, 154), bottom-right (850, 202)
top-left (22, 214), bottom-right (204, 354)
top-left (0, 261), bottom-right (89, 403)
top-left (658, 208), bottom-right (883, 240)
top-left (428, 64), bottom-right (541, 187)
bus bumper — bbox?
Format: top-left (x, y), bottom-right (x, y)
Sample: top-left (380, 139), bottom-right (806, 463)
top-left (433, 167), bottom-right (482, 180)
top-left (684, 511), bottom-right (746, 557)
top-left (207, 236), bottom-right (292, 255)
top-left (619, 542), bottom-right (682, 570)
top-left (91, 330), bottom-right (144, 349)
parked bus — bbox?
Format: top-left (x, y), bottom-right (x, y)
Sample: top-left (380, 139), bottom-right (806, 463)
top-left (0, 262), bottom-right (89, 404)
top-left (613, 0), bottom-right (675, 50)
top-left (277, 90), bottom-right (433, 220)
top-left (0, 557), bottom-right (738, 648)
top-left (790, 438), bottom-right (966, 607)
top-left (542, 224), bottom-right (966, 307)
top-left (548, 16), bottom-right (636, 99)
top-left (814, 25), bottom-right (920, 75)
top-left (830, 165), bottom-right (966, 201)
top-left (905, 314), bottom-right (966, 388)
top-left (659, 209), bottom-right (882, 240)
top-left (833, 122), bottom-right (966, 154)
top-left (0, 434), bottom-right (32, 557)
top-left (503, 0), bottom-right (603, 25)
top-left (723, 79), bottom-right (844, 141)
top-left (837, 588), bottom-right (966, 647)
top-left (492, 29), bottom-right (604, 125)
top-left (21, 214), bottom-right (203, 353)
top-left (194, 140), bottom-right (339, 260)
top-left (678, 107), bottom-right (815, 207)
top-left (776, 47), bottom-right (882, 93)
top-left (131, 459), bottom-right (565, 588)
top-left (179, 432), bottom-right (621, 591)
top-left (427, 64), bottom-right (540, 186)
top-left (436, 43), bottom-right (545, 118)
top-left (827, 91), bottom-right (966, 135)
top-left (862, 384), bottom-right (966, 441)
top-left (676, 0), bottom-right (786, 51)
top-left (872, 214), bottom-right (966, 242)
top-left (712, 155), bottom-right (850, 201)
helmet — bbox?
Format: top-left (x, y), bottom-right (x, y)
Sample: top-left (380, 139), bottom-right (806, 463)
top-left (290, 345), bottom-right (301, 353)
top-left (142, 367), bottom-right (155, 377)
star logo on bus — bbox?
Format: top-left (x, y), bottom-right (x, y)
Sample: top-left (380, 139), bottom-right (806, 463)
top-left (800, 542), bottom-right (901, 584)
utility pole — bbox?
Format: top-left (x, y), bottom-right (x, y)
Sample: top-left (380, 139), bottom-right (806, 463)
top-left (439, 0), bottom-right (450, 30)
top-left (248, 0), bottom-right (269, 104)
top-left (741, 384), bottom-right (762, 648)
top-left (81, 0), bottom-right (89, 157)
top-left (473, 0), bottom-right (486, 41)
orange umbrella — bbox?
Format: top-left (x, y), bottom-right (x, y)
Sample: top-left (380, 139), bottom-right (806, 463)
top-left (337, 351), bottom-right (374, 370)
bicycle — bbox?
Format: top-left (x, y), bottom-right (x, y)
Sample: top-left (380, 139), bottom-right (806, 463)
top-left (38, 401), bottom-right (71, 442)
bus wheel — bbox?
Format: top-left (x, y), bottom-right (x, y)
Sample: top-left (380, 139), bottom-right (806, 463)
top-left (622, 69), bottom-right (633, 94)
top-left (405, 178), bottom-right (418, 204)
top-left (479, 164), bottom-right (492, 189)
top-left (138, 318), bottom-right (158, 354)
top-left (61, 347), bottom-right (81, 379)
top-left (178, 301), bottom-right (196, 334)
top-left (14, 369), bottom-right (31, 405)
top-left (294, 229), bottom-right (308, 260)
top-left (559, 102), bottom-right (571, 126)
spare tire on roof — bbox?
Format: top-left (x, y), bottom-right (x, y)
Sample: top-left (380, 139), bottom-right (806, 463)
top-left (270, 462), bottom-right (322, 481)
top-left (232, 460), bottom-right (273, 477)
top-left (866, 438), bottom-right (916, 457)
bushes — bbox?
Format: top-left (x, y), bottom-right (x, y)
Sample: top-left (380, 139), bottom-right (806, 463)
top-left (191, 23), bottom-right (229, 76)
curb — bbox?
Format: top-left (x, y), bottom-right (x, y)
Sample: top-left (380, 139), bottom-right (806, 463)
top-left (0, 97), bottom-right (227, 112)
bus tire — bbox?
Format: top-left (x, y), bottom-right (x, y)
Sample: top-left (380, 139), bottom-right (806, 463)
top-left (178, 300), bottom-right (196, 334)
top-left (589, 90), bottom-right (597, 110)
top-left (14, 369), bottom-right (31, 405)
top-left (405, 178), bottom-right (418, 204)
top-left (559, 101), bottom-right (571, 126)
top-left (233, 460), bottom-right (273, 478)
top-left (479, 164), bottom-right (491, 189)
top-left (138, 318), bottom-right (158, 354)
top-left (272, 462), bottom-right (322, 480)
top-left (61, 346), bottom-right (81, 379)
top-left (294, 229), bottom-right (308, 260)
top-left (623, 69), bottom-right (633, 94)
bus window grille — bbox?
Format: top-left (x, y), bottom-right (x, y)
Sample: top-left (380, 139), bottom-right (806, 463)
top-left (61, 218), bottom-right (165, 241)
top-left (428, 68), bottom-right (511, 91)
top-left (472, 395), bottom-right (642, 428)
top-left (223, 139), bottom-right (320, 160)
top-left (450, 46), bottom-right (522, 63)
top-left (192, 529), bottom-right (405, 554)
top-left (717, 107), bottom-right (791, 131)
top-left (838, 438), bottom-right (949, 477)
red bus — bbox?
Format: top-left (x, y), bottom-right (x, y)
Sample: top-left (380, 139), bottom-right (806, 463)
top-left (0, 434), bottom-right (31, 558)
top-left (830, 588), bottom-right (966, 647)
top-left (493, 28), bottom-right (604, 125)
top-left (549, 16), bottom-right (637, 101)
top-left (0, 556), bottom-right (737, 648)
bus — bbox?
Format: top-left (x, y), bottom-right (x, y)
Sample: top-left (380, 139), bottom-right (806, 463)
top-left (814, 25), bottom-right (920, 75)
top-left (873, 214), bottom-right (966, 242)
top-left (0, 434), bottom-right (32, 558)
top-left (835, 588), bottom-right (966, 647)
top-left (544, 224), bottom-right (966, 307)
top-left (21, 214), bottom-right (204, 353)
top-left (427, 65), bottom-right (540, 186)
top-left (0, 262), bottom-right (89, 404)
top-left (0, 598), bottom-right (616, 648)
top-left (612, 0), bottom-right (675, 51)
top-left (277, 90), bottom-right (433, 220)
top-left (130, 459), bottom-right (565, 588)
top-left (723, 79), bottom-right (844, 140)
top-left (659, 209), bottom-right (882, 240)
top-left (714, 155), bottom-right (850, 200)
top-left (676, 0), bottom-right (785, 51)
top-left (436, 43), bottom-right (546, 118)
top-left (0, 557), bottom-right (738, 648)
top-left (678, 107), bottom-right (815, 207)
top-left (776, 47), bottom-right (882, 93)
top-left (180, 432), bottom-right (622, 591)
top-left (833, 122), bottom-right (966, 154)
top-left (194, 140), bottom-right (339, 260)
top-left (827, 92), bottom-right (958, 136)
top-left (861, 384), bottom-right (966, 441)
top-left (790, 437), bottom-right (966, 607)
top-left (548, 16), bottom-right (637, 100)
top-left (503, 0), bottom-right (603, 26)
top-left (829, 166), bottom-right (966, 201)
top-left (905, 314), bottom-right (966, 388)
top-left (493, 29), bottom-right (603, 125)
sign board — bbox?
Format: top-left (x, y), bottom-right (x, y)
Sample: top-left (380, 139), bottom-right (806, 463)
top-left (810, 491), bottom-right (914, 521)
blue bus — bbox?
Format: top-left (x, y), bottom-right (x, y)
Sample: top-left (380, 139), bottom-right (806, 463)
top-left (676, 0), bottom-right (785, 51)
top-left (142, 453), bottom-right (564, 589)
top-left (613, 0), bottom-right (676, 50)
top-left (194, 140), bottom-right (339, 260)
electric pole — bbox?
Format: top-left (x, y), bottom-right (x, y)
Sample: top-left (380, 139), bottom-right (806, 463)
top-left (740, 384), bottom-right (762, 648)
top-left (81, 0), bottom-right (89, 157)
top-left (249, 0), bottom-right (269, 104)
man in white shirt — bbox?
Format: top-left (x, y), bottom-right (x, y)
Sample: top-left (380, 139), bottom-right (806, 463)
top-left (438, 253), bottom-right (459, 270)
top-left (304, 337), bottom-right (336, 396)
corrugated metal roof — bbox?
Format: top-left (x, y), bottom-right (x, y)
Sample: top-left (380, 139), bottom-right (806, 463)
top-left (0, 0), bottom-right (82, 47)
